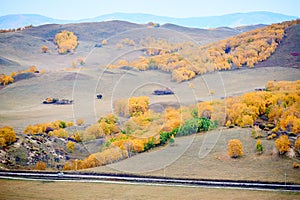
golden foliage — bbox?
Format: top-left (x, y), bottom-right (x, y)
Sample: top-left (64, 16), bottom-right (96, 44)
top-left (63, 147), bottom-right (125, 170)
top-left (228, 139), bottom-right (243, 158)
top-left (48, 129), bottom-right (68, 138)
top-left (109, 20), bottom-right (298, 82)
top-left (98, 113), bottom-right (119, 135)
top-left (128, 96), bottom-right (149, 117)
top-left (295, 137), bottom-right (300, 154)
top-left (161, 107), bottom-right (183, 132)
top-left (275, 135), bottom-right (290, 155)
top-left (41, 45), bottom-right (49, 53)
top-left (0, 66), bottom-right (42, 86)
top-left (35, 161), bottom-right (46, 170)
top-left (102, 39), bottom-right (107, 45)
top-left (0, 126), bottom-right (16, 146)
top-left (0, 74), bottom-right (14, 85)
top-left (66, 141), bottom-right (76, 152)
top-left (24, 120), bottom-right (73, 135)
top-left (54, 30), bottom-right (78, 54)
top-left (76, 118), bottom-right (84, 126)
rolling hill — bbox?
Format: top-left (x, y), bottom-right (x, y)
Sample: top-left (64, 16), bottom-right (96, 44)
top-left (0, 20), bottom-right (247, 71)
top-left (0, 11), bottom-right (298, 29)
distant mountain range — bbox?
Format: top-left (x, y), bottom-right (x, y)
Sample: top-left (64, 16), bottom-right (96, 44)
top-left (0, 11), bottom-right (298, 29)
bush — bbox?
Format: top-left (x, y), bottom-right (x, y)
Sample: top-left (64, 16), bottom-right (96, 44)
top-left (76, 118), bottom-right (84, 126)
top-left (0, 126), bottom-right (16, 146)
top-left (177, 117), bottom-right (212, 137)
top-left (160, 131), bottom-right (172, 145)
top-left (144, 140), bottom-right (155, 151)
top-left (275, 135), bottom-right (290, 155)
top-left (228, 139), bottom-right (243, 158)
top-left (66, 141), bottom-right (76, 152)
top-left (256, 139), bottom-right (263, 154)
top-left (59, 121), bottom-right (66, 128)
top-left (35, 161), bottom-right (46, 170)
top-left (41, 45), bottom-right (49, 53)
top-left (295, 137), bottom-right (300, 155)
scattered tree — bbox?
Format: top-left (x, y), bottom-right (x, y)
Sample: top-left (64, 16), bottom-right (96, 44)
top-left (54, 30), bottom-right (78, 54)
top-left (41, 45), bottom-right (49, 53)
top-left (66, 141), bottom-right (76, 152)
top-left (76, 118), bottom-right (84, 126)
top-left (0, 126), bottom-right (16, 146)
top-left (275, 135), bottom-right (290, 155)
top-left (256, 139), bottom-right (263, 154)
top-left (228, 139), bottom-right (243, 158)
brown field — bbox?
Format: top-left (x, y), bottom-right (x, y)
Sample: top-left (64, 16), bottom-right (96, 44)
top-left (1, 66), bottom-right (299, 132)
top-left (89, 128), bottom-right (300, 184)
top-left (0, 179), bottom-right (299, 200)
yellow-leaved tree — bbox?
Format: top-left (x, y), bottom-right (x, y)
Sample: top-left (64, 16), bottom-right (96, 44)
top-left (275, 135), bottom-right (290, 155)
top-left (0, 126), bottom-right (16, 146)
top-left (54, 30), bottom-right (78, 54)
top-left (228, 139), bottom-right (243, 158)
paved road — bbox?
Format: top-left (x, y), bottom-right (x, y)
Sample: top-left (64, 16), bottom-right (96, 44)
top-left (1, 170), bottom-right (300, 192)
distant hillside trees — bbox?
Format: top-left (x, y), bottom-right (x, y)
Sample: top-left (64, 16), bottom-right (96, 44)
top-left (109, 20), bottom-right (299, 82)
top-left (54, 30), bottom-right (78, 54)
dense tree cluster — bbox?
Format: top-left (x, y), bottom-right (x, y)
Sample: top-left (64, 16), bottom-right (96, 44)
top-left (108, 20), bottom-right (299, 82)
top-left (199, 80), bottom-right (300, 134)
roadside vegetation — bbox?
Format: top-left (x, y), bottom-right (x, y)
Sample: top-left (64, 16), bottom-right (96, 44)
top-left (1, 80), bottom-right (299, 171)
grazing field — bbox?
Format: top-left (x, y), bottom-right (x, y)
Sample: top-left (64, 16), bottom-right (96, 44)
top-left (0, 179), bottom-right (299, 200)
top-left (92, 128), bottom-right (300, 184)
top-left (1, 66), bottom-right (299, 131)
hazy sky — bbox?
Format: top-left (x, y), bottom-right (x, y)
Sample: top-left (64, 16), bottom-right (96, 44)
top-left (0, 0), bottom-right (299, 19)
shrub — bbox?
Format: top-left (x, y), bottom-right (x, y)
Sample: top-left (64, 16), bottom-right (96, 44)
top-left (35, 161), bottom-right (46, 170)
top-left (41, 45), bottom-right (49, 53)
top-left (256, 139), bottom-right (263, 154)
top-left (275, 135), bottom-right (290, 155)
top-left (177, 117), bottom-right (212, 137)
top-left (144, 140), bottom-right (155, 151)
top-left (177, 118), bottom-right (198, 136)
top-left (59, 121), bottom-right (66, 128)
top-left (76, 118), bottom-right (84, 126)
top-left (66, 141), bottom-right (76, 152)
top-left (295, 137), bottom-right (300, 155)
top-left (228, 139), bottom-right (243, 158)
top-left (0, 126), bottom-right (16, 146)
